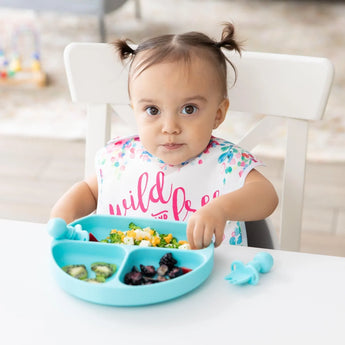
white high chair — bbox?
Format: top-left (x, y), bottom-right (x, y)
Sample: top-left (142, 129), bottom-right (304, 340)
top-left (63, 43), bottom-right (334, 251)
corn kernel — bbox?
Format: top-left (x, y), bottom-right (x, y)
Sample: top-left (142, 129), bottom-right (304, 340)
top-left (151, 236), bottom-right (160, 246)
top-left (127, 230), bottom-right (136, 238)
top-left (164, 233), bottom-right (173, 244)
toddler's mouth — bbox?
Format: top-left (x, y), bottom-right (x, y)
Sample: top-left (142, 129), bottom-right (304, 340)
top-left (162, 143), bottom-right (184, 150)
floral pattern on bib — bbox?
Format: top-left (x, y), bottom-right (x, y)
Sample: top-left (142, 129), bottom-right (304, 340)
top-left (95, 135), bottom-right (263, 247)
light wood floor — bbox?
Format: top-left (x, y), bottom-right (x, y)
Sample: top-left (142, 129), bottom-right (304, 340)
top-left (0, 135), bottom-right (344, 257)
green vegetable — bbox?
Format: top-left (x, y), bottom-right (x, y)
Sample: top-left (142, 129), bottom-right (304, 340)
top-left (91, 262), bottom-right (117, 278)
top-left (109, 232), bottom-right (122, 243)
top-left (128, 222), bottom-right (142, 230)
top-left (170, 238), bottom-right (179, 248)
top-left (158, 234), bottom-right (167, 247)
top-left (99, 222), bottom-right (189, 249)
top-left (62, 264), bottom-right (88, 280)
top-left (85, 276), bottom-right (106, 283)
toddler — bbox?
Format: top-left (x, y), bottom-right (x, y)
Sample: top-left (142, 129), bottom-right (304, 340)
top-left (50, 23), bottom-right (278, 249)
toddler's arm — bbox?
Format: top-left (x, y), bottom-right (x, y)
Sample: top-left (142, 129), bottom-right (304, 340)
top-left (186, 169), bottom-right (278, 249)
top-left (50, 175), bottom-right (98, 224)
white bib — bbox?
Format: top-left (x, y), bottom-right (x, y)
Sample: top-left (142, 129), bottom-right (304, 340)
top-left (95, 135), bottom-right (263, 246)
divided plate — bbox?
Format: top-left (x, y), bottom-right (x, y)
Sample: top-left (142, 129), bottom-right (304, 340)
top-left (50, 215), bottom-right (214, 306)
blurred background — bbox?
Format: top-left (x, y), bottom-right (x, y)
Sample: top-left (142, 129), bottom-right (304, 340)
top-left (0, 0), bottom-right (344, 256)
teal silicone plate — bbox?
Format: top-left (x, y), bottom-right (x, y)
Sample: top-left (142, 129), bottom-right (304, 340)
top-left (50, 215), bottom-right (214, 306)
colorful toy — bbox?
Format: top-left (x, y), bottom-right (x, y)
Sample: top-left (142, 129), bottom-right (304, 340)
top-left (225, 252), bottom-right (274, 285)
top-left (0, 25), bottom-right (47, 87)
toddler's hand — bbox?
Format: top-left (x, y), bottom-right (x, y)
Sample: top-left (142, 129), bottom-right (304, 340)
top-left (186, 202), bottom-right (227, 249)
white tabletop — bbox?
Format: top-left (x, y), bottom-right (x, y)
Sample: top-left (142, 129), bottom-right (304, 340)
top-left (1, 218), bottom-right (344, 345)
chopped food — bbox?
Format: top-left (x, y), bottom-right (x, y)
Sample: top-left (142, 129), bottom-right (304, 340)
top-left (62, 264), bottom-right (88, 280)
top-left (62, 262), bottom-right (116, 283)
top-left (168, 267), bottom-right (183, 278)
top-left (178, 243), bottom-right (191, 250)
top-left (124, 252), bottom-right (191, 286)
top-left (159, 252), bottom-right (177, 270)
top-left (91, 262), bottom-right (117, 279)
top-left (100, 223), bottom-right (190, 249)
top-left (89, 233), bottom-right (98, 242)
top-left (124, 268), bottom-right (143, 285)
top-left (180, 267), bottom-right (193, 274)
top-left (140, 264), bottom-right (156, 277)
top-left (157, 264), bottom-right (169, 276)
top-left (85, 276), bottom-right (106, 283)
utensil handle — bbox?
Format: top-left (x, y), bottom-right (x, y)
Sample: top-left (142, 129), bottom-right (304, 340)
top-left (248, 252), bottom-right (274, 274)
top-left (47, 218), bottom-right (89, 241)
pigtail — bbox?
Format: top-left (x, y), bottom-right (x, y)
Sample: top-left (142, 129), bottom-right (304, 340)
top-left (113, 38), bottom-right (136, 61)
top-left (213, 22), bottom-right (242, 86)
top-left (216, 22), bottom-right (242, 55)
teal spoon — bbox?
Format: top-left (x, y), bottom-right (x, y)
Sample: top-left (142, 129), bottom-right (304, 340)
top-left (224, 252), bottom-right (274, 285)
top-left (47, 218), bottom-right (89, 241)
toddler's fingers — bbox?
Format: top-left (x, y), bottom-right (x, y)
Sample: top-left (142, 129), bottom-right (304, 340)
top-left (187, 221), bottom-right (204, 249)
top-left (203, 225), bottom-right (215, 248)
top-left (213, 226), bottom-right (224, 247)
top-left (186, 220), bottom-right (196, 249)
top-left (192, 223), bottom-right (204, 249)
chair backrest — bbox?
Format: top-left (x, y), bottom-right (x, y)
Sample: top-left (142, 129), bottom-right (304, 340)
top-left (64, 42), bottom-right (334, 251)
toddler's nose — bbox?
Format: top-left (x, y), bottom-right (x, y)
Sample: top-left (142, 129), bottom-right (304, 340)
top-left (161, 114), bottom-right (181, 134)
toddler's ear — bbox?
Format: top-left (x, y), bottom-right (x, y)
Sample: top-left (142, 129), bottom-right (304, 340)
top-left (214, 98), bottom-right (229, 129)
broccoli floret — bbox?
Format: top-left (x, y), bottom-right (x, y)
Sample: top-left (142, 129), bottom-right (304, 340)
top-left (128, 222), bottom-right (142, 230)
top-left (170, 238), bottom-right (179, 248)
top-left (109, 232), bottom-right (122, 243)
top-left (158, 236), bottom-right (167, 247)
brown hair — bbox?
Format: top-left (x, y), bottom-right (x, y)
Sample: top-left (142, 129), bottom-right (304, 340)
top-left (113, 22), bottom-right (242, 97)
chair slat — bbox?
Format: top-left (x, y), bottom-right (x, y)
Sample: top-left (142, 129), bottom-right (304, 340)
top-left (228, 52), bottom-right (334, 121)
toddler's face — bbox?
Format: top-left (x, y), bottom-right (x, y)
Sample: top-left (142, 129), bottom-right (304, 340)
top-left (129, 54), bottom-right (229, 165)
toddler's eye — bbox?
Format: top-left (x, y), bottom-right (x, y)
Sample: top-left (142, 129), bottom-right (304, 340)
top-left (145, 106), bottom-right (160, 116)
top-left (181, 105), bottom-right (197, 115)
